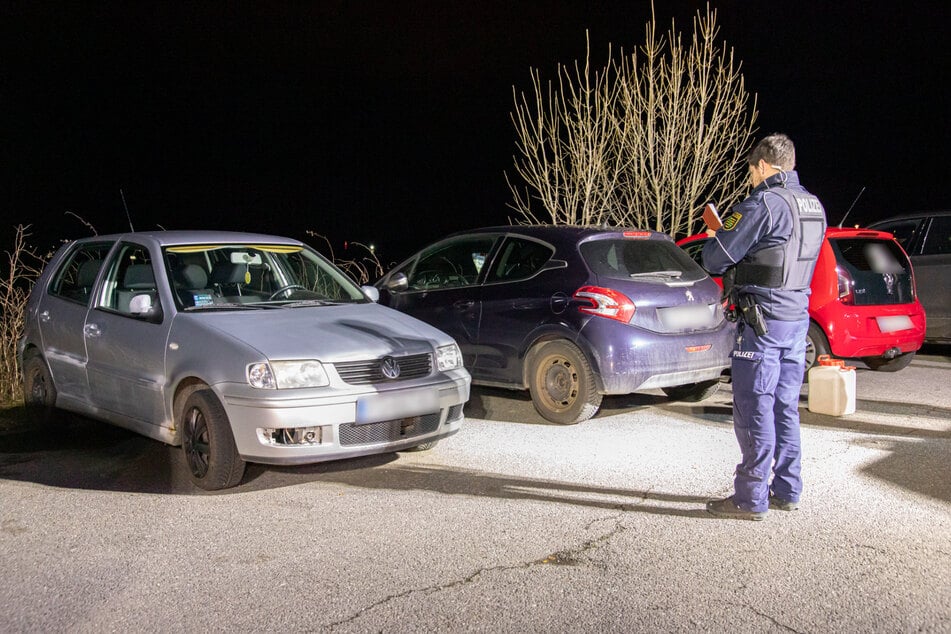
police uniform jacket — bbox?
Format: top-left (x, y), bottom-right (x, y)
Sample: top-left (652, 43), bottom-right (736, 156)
top-left (701, 170), bottom-right (819, 321)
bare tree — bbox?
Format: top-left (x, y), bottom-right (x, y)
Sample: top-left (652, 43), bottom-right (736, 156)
top-left (0, 226), bottom-right (48, 403)
top-left (508, 5), bottom-right (757, 237)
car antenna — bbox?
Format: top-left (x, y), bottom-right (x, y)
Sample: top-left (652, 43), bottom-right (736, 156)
top-left (838, 186), bottom-right (866, 228)
top-left (120, 188), bottom-right (135, 232)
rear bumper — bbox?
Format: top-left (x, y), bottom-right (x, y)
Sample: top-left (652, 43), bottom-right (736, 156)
top-left (579, 318), bottom-right (734, 395)
top-left (816, 301), bottom-right (926, 359)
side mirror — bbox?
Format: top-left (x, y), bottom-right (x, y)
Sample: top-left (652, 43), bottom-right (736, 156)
top-left (129, 294), bottom-right (163, 323)
top-left (386, 272), bottom-right (409, 292)
top-left (361, 285), bottom-right (380, 302)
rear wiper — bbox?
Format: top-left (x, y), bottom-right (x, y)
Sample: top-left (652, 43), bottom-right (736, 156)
top-left (630, 270), bottom-right (683, 278)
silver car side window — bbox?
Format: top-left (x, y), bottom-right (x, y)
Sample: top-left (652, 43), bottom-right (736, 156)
top-left (100, 243), bottom-right (161, 317)
top-left (48, 242), bottom-right (114, 305)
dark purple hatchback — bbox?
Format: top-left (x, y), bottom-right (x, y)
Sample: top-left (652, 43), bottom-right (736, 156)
top-left (376, 226), bottom-right (733, 423)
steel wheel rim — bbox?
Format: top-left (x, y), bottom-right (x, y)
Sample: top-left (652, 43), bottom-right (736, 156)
top-left (183, 407), bottom-right (210, 478)
top-left (539, 355), bottom-right (579, 412)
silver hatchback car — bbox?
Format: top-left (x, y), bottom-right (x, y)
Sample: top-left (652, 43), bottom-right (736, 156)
top-left (19, 231), bottom-right (470, 489)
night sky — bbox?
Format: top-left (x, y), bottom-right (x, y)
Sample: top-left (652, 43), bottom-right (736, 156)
top-left (3, 2), bottom-right (948, 266)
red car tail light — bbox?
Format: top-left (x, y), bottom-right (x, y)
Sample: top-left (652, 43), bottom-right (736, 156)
top-left (574, 286), bottom-right (636, 323)
top-left (836, 266), bottom-right (855, 305)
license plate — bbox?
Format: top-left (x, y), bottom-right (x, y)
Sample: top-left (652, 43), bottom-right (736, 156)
top-left (660, 304), bottom-right (712, 330)
top-left (876, 315), bottom-right (914, 333)
top-left (356, 389), bottom-right (438, 424)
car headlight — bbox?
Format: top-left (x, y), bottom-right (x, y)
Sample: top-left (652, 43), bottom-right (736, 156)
top-left (247, 360), bottom-right (330, 389)
top-left (435, 344), bottom-right (463, 372)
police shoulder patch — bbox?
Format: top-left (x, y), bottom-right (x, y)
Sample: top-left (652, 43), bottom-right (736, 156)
top-left (722, 212), bottom-right (742, 231)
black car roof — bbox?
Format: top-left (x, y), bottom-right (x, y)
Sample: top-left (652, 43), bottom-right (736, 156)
top-left (448, 225), bottom-right (669, 243)
top-left (867, 210), bottom-right (951, 227)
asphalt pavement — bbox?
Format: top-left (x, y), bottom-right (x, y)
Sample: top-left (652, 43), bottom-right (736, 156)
top-left (1, 347), bottom-right (949, 632)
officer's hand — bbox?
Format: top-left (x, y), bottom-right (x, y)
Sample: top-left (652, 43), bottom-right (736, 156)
top-left (705, 228), bottom-right (717, 237)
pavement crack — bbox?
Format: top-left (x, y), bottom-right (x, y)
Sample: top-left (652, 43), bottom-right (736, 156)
top-left (324, 513), bottom-right (627, 631)
top-left (735, 602), bottom-right (803, 633)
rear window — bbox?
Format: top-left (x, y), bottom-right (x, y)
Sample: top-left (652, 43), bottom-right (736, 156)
top-left (581, 238), bottom-right (706, 283)
top-left (830, 238), bottom-right (915, 305)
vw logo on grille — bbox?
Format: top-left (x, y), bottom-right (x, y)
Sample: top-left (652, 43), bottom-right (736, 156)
top-left (380, 356), bottom-right (401, 379)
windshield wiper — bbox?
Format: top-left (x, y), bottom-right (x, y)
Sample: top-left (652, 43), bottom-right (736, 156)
top-left (183, 302), bottom-right (279, 311)
top-left (282, 299), bottom-right (350, 308)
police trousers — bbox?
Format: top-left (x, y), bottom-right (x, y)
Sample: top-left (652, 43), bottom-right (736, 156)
top-left (730, 317), bottom-right (809, 512)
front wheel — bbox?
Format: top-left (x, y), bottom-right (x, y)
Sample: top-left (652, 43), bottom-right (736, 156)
top-left (527, 340), bottom-right (601, 425)
top-left (865, 352), bottom-right (915, 372)
top-left (181, 389), bottom-right (246, 490)
top-left (662, 379), bottom-right (720, 402)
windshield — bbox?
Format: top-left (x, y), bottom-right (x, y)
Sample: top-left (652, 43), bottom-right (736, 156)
top-left (163, 243), bottom-right (367, 309)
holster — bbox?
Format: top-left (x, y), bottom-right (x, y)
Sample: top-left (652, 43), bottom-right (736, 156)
top-left (737, 294), bottom-right (769, 337)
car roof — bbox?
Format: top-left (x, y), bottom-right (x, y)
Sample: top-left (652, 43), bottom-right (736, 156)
top-left (866, 210), bottom-right (951, 226)
top-left (69, 230), bottom-right (305, 247)
top-left (824, 226), bottom-right (897, 240)
top-left (677, 227), bottom-right (899, 245)
top-left (448, 225), bottom-right (669, 242)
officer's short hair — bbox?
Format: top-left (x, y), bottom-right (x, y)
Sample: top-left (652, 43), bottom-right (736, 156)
top-left (748, 133), bottom-right (796, 171)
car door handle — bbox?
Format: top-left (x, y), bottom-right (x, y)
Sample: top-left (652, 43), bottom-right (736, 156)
top-left (39, 310), bottom-right (51, 322)
top-left (84, 323), bottom-right (101, 338)
top-left (453, 300), bottom-right (475, 310)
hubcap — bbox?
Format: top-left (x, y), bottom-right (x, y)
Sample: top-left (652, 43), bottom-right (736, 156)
top-left (183, 407), bottom-right (211, 478)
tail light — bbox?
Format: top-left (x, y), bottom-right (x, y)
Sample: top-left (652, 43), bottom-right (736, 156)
top-left (574, 286), bottom-right (635, 323)
top-left (836, 266), bottom-right (854, 305)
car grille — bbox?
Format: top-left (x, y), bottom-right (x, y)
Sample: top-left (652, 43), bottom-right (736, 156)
top-left (338, 413), bottom-right (441, 446)
top-left (334, 353), bottom-right (432, 385)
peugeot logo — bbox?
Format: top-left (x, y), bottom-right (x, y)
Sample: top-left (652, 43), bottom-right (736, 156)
top-left (685, 290), bottom-right (695, 302)
top-left (380, 356), bottom-right (401, 380)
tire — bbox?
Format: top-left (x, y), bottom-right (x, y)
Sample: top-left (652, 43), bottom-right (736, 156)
top-left (527, 340), bottom-right (602, 424)
top-left (661, 379), bottom-right (720, 402)
top-left (804, 322), bottom-right (830, 376)
top-left (402, 440), bottom-right (439, 452)
top-left (22, 352), bottom-right (59, 424)
top-left (865, 352), bottom-right (915, 372)
top-left (180, 389), bottom-right (246, 490)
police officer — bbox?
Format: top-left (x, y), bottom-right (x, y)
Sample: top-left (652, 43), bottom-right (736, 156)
top-left (701, 133), bottom-right (827, 520)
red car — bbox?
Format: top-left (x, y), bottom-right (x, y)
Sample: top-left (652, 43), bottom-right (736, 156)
top-left (678, 227), bottom-right (926, 371)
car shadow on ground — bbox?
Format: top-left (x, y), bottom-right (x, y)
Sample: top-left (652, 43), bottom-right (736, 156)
top-left (466, 385), bottom-right (669, 425)
top-left (0, 405), bottom-right (399, 496)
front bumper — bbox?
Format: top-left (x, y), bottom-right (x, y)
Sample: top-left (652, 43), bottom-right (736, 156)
top-left (579, 318), bottom-right (734, 395)
top-left (817, 302), bottom-right (926, 359)
top-left (213, 370), bottom-right (470, 464)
